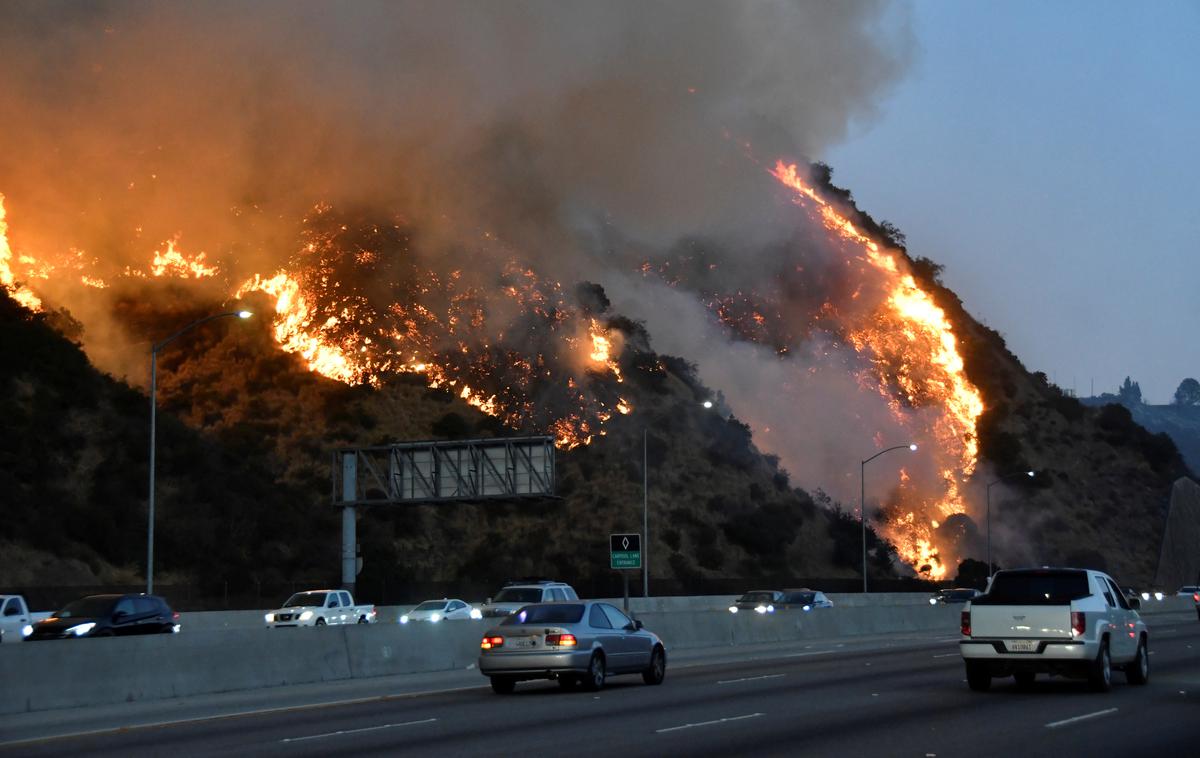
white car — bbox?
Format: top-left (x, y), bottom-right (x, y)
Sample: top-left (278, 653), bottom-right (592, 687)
top-left (400, 598), bottom-right (481, 624)
top-left (961, 567), bottom-right (1149, 692)
top-left (264, 590), bottom-right (376, 628)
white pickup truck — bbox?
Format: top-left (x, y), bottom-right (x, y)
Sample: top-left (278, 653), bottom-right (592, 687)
top-left (960, 567), bottom-right (1149, 692)
top-left (264, 590), bottom-right (376, 628)
top-left (1, 595), bottom-right (47, 643)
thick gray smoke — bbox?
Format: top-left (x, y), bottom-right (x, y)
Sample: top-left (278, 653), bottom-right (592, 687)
top-left (0, 0), bottom-right (915, 503)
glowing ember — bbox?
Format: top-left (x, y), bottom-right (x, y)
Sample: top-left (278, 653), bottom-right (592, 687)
top-left (770, 160), bottom-right (985, 579)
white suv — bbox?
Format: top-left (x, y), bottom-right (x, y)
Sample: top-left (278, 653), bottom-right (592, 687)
top-left (960, 567), bottom-right (1149, 692)
top-left (478, 580), bottom-right (579, 619)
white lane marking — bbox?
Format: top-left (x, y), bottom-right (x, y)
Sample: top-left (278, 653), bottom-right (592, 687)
top-left (281, 717), bottom-right (437, 743)
top-left (1045, 708), bottom-right (1118, 729)
top-left (783, 650), bottom-right (837, 658)
top-left (657, 713), bottom-right (764, 734)
top-left (717, 674), bottom-right (784, 685)
top-left (935, 636), bottom-right (962, 642)
top-left (932, 653), bottom-right (960, 658)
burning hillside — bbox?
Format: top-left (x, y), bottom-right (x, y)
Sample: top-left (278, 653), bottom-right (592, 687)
top-left (0, 151), bottom-right (988, 579)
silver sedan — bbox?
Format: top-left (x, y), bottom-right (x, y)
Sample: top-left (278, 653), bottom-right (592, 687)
top-left (478, 601), bottom-right (666, 694)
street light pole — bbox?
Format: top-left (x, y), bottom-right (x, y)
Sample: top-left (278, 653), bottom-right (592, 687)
top-left (147, 310), bottom-right (252, 594)
top-left (860, 443), bottom-right (918, 593)
top-left (985, 470), bottom-right (1035, 578)
top-left (642, 427), bottom-right (648, 598)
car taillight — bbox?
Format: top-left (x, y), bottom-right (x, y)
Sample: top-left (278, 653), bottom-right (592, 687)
top-left (545, 633), bottom-right (577, 647)
top-left (173, 612), bottom-right (180, 621)
top-left (480, 635), bottom-right (504, 650)
top-left (1193, 593), bottom-right (1198, 603)
top-left (1071, 611), bottom-right (1085, 637)
top-left (960, 610), bottom-right (971, 636)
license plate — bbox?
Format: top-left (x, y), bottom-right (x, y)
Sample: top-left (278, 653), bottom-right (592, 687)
top-left (1006, 639), bottom-right (1037, 653)
top-left (510, 638), bottom-right (536, 648)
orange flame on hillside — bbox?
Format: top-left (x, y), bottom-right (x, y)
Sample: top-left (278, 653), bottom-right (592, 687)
top-left (770, 160), bottom-right (985, 579)
top-left (0, 195), bottom-right (43, 311)
top-left (150, 239), bottom-right (219, 278)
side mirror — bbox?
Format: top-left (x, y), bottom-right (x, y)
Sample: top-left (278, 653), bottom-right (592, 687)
top-left (1129, 597), bottom-right (1141, 610)
top-left (633, 619), bottom-right (644, 630)
top-left (485, 597), bottom-right (492, 605)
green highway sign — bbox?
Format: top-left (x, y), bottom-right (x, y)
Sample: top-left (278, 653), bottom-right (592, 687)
top-left (610, 533), bottom-right (642, 570)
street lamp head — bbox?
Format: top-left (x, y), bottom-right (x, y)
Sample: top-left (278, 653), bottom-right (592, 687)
top-left (908, 443), bottom-right (918, 452)
top-left (1026, 470), bottom-right (1035, 477)
top-left (237, 310), bottom-right (253, 319)
top-left (702, 400), bottom-right (713, 409)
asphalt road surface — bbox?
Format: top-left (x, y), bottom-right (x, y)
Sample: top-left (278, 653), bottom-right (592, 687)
top-left (5, 618), bottom-right (1198, 757)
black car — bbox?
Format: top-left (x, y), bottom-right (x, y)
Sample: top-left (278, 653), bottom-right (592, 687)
top-left (929, 588), bottom-right (981, 605)
top-left (27, 594), bottom-right (179, 640)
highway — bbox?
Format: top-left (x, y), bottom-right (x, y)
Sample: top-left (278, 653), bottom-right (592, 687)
top-left (5, 616), bottom-right (1197, 757)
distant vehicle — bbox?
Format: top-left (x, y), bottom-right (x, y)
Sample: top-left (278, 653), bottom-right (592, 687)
top-left (400, 598), bottom-right (481, 624)
top-left (0, 595), bottom-right (48, 643)
top-left (778, 589), bottom-right (834, 610)
top-left (728, 590), bottom-right (785, 614)
top-left (930, 588), bottom-right (982, 605)
top-left (478, 601), bottom-right (665, 693)
top-left (1174, 585), bottom-right (1200, 597)
top-left (264, 590), bottom-right (376, 628)
top-left (1140, 589), bottom-right (1166, 602)
top-left (1192, 590), bottom-right (1199, 621)
top-left (478, 580), bottom-right (579, 619)
top-left (960, 568), bottom-right (1149, 692)
top-left (27, 594), bottom-right (179, 640)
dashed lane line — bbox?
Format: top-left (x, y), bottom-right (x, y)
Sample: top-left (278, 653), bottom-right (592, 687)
top-left (1045, 708), bottom-right (1118, 729)
top-left (657, 713), bottom-right (764, 734)
top-left (717, 674), bottom-right (785, 685)
top-left (281, 717), bottom-right (438, 743)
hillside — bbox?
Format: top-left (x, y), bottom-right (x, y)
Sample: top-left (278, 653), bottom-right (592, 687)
top-left (1079, 397), bottom-right (1200, 475)
top-left (4, 161), bottom-right (1192, 602)
top-left (1, 286), bottom-right (902, 604)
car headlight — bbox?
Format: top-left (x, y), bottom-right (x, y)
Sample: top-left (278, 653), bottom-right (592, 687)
top-left (469, 608), bottom-right (483, 620)
top-left (430, 613), bottom-right (442, 623)
top-left (754, 605), bottom-right (768, 614)
top-left (1154, 592), bottom-right (1164, 601)
top-left (264, 613), bottom-right (275, 623)
top-left (66, 622), bottom-right (96, 637)
top-left (21, 624), bottom-right (33, 638)
top-left (728, 606), bottom-right (738, 614)
top-left (767, 604), bottom-right (775, 613)
top-left (802, 605), bottom-right (812, 612)
top-left (400, 615), bottom-right (410, 624)
top-left (299, 610), bottom-right (314, 621)
top-left (929, 597), bottom-right (938, 605)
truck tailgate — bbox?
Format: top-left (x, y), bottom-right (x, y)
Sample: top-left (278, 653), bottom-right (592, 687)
top-left (969, 605), bottom-right (1073, 639)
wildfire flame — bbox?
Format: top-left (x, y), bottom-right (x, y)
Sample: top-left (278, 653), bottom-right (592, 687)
top-left (770, 160), bottom-right (985, 579)
top-left (0, 195), bottom-right (43, 311)
top-left (150, 238), bottom-right (219, 278)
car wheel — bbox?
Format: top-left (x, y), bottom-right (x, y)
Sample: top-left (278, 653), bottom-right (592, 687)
top-left (1013, 671), bottom-right (1036, 689)
top-left (583, 652), bottom-right (606, 692)
top-left (1088, 639), bottom-right (1112, 692)
top-left (965, 660), bottom-right (991, 692)
top-left (314, 618), bottom-right (326, 627)
top-left (1125, 637), bottom-right (1149, 685)
top-left (642, 646), bottom-right (666, 686)
top-left (490, 676), bottom-right (516, 694)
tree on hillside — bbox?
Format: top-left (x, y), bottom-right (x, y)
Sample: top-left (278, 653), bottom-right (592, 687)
top-left (1117, 376), bottom-right (1143, 405)
top-left (1173, 377), bottom-right (1200, 406)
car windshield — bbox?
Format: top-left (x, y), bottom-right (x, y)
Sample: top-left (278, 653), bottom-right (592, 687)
top-left (56, 596), bottom-right (117, 618)
top-left (786, 592), bottom-right (816, 604)
top-left (501, 604), bottom-right (585, 625)
top-left (738, 592), bottom-right (776, 603)
top-left (494, 588), bottom-right (543, 604)
top-left (283, 592), bottom-right (327, 608)
top-left (413, 601), bottom-right (447, 611)
top-left (974, 570), bottom-right (1091, 605)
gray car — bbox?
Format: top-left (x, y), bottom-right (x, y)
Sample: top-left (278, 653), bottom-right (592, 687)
top-left (478, 601), bottom-right (666, 694)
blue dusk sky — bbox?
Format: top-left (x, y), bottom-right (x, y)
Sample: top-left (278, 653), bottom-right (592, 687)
top-left (824, 0), bottom-right (1199, 403)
